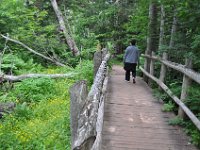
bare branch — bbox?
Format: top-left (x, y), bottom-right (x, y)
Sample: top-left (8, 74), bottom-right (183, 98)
top-left (0, 34), bottom-right (67, 67)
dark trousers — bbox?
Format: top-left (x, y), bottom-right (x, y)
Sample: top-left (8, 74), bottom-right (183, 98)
top-left (124, 63), bottom-right (137, 81)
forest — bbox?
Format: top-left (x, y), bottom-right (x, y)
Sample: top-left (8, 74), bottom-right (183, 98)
top-left (0, 0), bottom-right (200, 149)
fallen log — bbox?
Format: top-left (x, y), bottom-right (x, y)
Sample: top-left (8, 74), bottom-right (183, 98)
top-left (0, 72), bottom-right (77, 82)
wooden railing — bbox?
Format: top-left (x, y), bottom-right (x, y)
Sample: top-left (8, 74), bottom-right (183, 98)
top-left (140, 52), bottom-right (200, 131)
top-left (70, 48), bottom-right (110, 150)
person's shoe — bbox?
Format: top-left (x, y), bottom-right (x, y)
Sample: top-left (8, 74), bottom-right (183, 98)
top-left (125, 80), bottom-right (130, 83)
top-left (133, 78), bottom-right (136, 84)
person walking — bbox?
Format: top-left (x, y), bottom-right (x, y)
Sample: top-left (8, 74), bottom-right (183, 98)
top-left (123, 39), bottom-right (139, 84)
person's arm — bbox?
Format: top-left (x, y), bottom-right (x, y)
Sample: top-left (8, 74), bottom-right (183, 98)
top-left (123, 49), bottom-right (128, 63)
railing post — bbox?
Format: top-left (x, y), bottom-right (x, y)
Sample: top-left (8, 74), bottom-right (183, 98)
top-left (178, 58), bottom-right (192, 119)
top-left (93, 51), bottom-right (102, 77)
top-left (143, 49), bottom-right (151, 82)
top-left (159, 52), bottom-right (168, 88)
top-left (69, 80), bottom-right (91, 149)
top-left (70, 51), bottom-right (110, 150)
top-left (150, 51), bottom-right (155, 76)
top-left (149, 51), bottom-right (155, 86)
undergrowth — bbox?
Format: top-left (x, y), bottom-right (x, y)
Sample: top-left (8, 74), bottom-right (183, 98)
top-left (0, 60), bottom-right (94, 149)
top-left (153, 86), bottom-right (200, 147)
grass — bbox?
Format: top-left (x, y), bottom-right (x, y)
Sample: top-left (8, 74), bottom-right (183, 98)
top-left (0, 60), bottom-right (94, 149)
top-left (0, 78), bottom-right (73, 150)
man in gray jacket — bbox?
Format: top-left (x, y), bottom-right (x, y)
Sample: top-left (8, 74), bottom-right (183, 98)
top-left (123, 39), bottom-right (139, 83)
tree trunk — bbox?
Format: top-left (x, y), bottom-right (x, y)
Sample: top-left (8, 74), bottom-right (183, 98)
top-left (143, 1), bottom-right (158, 82)
top-left (158, 4), bottom-right (167, 86)
top-left (159, 52), bottom-right (168, 83)
top-left (169, 8), bottom-right (177, 48)
top-left (51, 0), bottom-right (80, 56)
top-left (159, 4), bottom-right (165, 50)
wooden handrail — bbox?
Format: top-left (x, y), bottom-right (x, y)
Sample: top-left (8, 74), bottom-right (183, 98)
top-left (140, 67), bottom-right (200, 131)
top-left (142, 54), bottom-right (200, 84)
top-left (70, 49), bottom-right (110, 150)
top-left (141, 53), bottom-right (200, 131)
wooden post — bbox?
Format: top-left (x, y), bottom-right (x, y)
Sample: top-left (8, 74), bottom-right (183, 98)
top-left (93, 51), bottom-right (102, 77)
top-left (150, 51), bottom-right (155, 76)
top-left (69, 80), bottom-right (88, 149)
top-left (159, 52), bottom-right (168, 89)
top-left (143, 49), bottom-right (151, 82)
top-left (91, 67), bottom-right (109, 150)
top-left (71, 53), bottom-right (110, 150)
top-left (149, 51), bottom-right (155, 86)
top-left (178, 58), bottom-right (192, 119)
top-left (101, 48), bottom-right (108, 60)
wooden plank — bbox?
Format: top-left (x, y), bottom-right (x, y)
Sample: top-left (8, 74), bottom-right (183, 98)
top-left (102, 132), bottom-right (188, 141)
top-left (102, 66), bottom-right (198, 150)
top-left (102, 135), bottom-right (188, 146)
top-left (102, 140), bottom-right (196, 150)
top-left (103, 123), bottom-right (180, 134)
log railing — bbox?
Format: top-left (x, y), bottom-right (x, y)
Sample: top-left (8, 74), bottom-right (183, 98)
top-left (140, 52), bottom-right (200, 131)
top-left (70, 48), bottom-right (110, 150)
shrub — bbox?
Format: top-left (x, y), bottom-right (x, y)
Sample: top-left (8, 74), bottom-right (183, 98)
top-left (10, 78), bottom-right (57, 103)
top-left (162, 101), bottom-right (175, 112)
top-left (75, 60), bottom-right (94, 86)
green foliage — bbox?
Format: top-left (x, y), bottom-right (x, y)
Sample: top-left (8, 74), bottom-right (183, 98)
top-left (168, 116), bottom-right (184, 126)
top-left (185, 121), bottom-right (200, 147)
top-left (115, 54), bottom-right (124, 62)
top-left (1, 0), bottom-right (200, 148)
top-left (75, 60), bottom-right (94, 86)
top-left (0, 77), bottom-right (74, 150)
top-left (109, 58), bottom-right (123, 67)
top-left (9, 78), bottom-right (57, 103)
top-left (169, 81), bottom-right (182, 97)
top-left (153, 89), bottom-right (169, 102)
top-left (162, 101), bottom-right (175, 112)
top-left (185, 85), bottom-right (200, 115)
top-left (14, 103), bottom-right (33, 120)
top-left (2, 54), bottom-right (44, 75)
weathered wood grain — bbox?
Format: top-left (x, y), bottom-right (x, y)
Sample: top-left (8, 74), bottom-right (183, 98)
top-left (102, 66), bottom-right (198, 150)
top-left (70, 50), bottom-right (110, 150)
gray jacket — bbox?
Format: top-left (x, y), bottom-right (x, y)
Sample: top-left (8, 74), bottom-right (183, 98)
top-left (124, 45), bottom-right (139, 63)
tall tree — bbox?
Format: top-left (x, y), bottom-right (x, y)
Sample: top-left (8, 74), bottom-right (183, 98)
top-left (169, 7), bottom-right (177, 48)
top-left (51, 0), bottom-right (80, 56)
top-left (159, 4), bottom-right (167, 83)
top-left (144, 0), bottom-right (158, 82)
top-left (159, 4), bottom-right (165, 50)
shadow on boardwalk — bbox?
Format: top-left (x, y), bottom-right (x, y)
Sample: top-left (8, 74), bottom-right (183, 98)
top-left (102, 65), bottom-right (198, 150)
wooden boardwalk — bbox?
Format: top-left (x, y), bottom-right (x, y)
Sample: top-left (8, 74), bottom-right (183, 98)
top-left (102, 66), bottom-right (198, 150)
